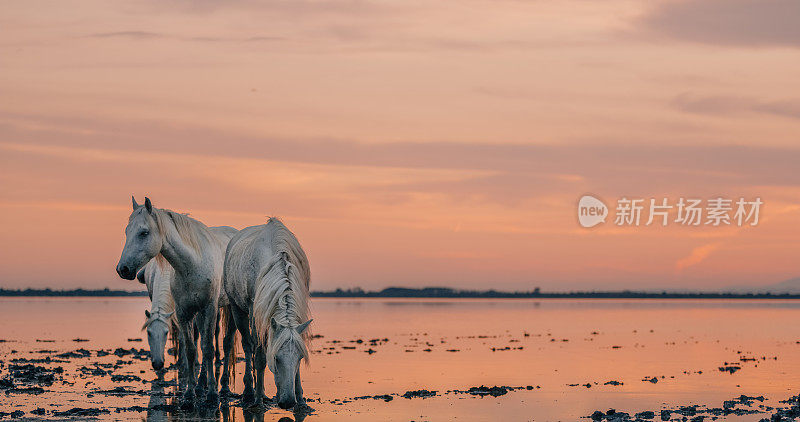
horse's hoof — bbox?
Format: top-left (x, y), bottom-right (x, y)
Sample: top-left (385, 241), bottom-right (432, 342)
top-left (294, 402), bottom-right (314, 414)
top-left (181, 389), bottom-right (195, 407)
top-left (250, 398), bottom-right (264, 411)
top-left (205, 390), bottom-right (220, 406)
top-left (180, 397), bottom-right (194, 411)
top-left (241, 388), bottom-right (255, 407)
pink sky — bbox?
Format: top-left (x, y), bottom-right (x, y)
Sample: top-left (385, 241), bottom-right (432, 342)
top-left (1, 0), bottom-right (799, 291)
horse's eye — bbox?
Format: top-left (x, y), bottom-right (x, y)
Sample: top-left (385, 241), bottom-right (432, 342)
top-left (139, 230), bottom-right (149, 238)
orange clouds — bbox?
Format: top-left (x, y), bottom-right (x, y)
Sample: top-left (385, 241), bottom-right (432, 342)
top-left (1, 0), bottom-right (799, 291)
top-left (675, 243), bottom-right (722, 272)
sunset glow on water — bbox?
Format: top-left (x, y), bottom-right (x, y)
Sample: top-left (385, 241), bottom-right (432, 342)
top-left (3, 297), bottom-right (800, 420)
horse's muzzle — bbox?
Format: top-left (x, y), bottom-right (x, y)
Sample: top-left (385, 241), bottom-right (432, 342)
top-left (117, 264), bottom-right (135, 280)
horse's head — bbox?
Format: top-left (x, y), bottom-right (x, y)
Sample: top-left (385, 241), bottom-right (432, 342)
top-left (117, 196), bottom-right (162, 280)
top-left (143, 309), bottom-right (172, 371)
top-left (270, 318), bottom-right (312, 409)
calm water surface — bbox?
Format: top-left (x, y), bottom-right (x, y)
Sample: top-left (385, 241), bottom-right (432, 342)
top-left (2, 297), bottom-right (800, 421)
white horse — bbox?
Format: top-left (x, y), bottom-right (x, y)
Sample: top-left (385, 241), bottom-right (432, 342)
top-left (116, 197), bottom-right (236, 406)
top-left (223, 218), bottom-right (312, 410)
top-left (137, 258), bottom-right (177, 372)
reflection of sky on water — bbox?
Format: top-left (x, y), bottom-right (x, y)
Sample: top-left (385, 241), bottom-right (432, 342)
top-left (2, 297), bottom-right (800, 421)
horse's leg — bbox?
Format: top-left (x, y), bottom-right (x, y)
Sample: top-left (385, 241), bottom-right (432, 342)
top-left (294, 366), bottom-right (305, 407)
top-left (220, 305), bottom-right (236, 397)
top-left (198, 304), bottom-right (220, 405)
top-left (174, 321), bottom-right (187, 392)
top-left (193, 321), bottom-right (200, 377)
top-left (194, 313), bottom-right (208, 396)
top-left (254, 344), bottom-right (267, 406)
top-left (215, 311), bottom-right (222, 367)
top-left (178, 312), bottom-right (197, 406)
top-left (230, 304), bottom-right (255, 406)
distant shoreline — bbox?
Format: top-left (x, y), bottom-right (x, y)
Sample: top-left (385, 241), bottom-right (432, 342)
top-left (2, 287), bottom-right (800, 299)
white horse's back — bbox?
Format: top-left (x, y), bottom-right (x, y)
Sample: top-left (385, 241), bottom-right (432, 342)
top-left (223, 219), bottom-right (309, 316)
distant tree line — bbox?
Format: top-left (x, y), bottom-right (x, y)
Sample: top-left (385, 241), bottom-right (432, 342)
top-left (311, 287), bottom-right (800, 299)
top-left (2, 286), bottom-right (799, 299)
top-left (0, 288), bottom-right (148, 297)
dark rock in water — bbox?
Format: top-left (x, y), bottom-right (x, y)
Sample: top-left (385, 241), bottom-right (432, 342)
top-left (642, 376), bottom-right (659, 384)
top-left (0, 377), bottom-right (13, 389)
top-left (57, 348), bottom-right (92, 359)
top-left (127, 338), bottom-right (142, 342)
top-left (35, 339), bottom-right (55, 343)
top-left (719, 365), bottom-right (741, 374)
top-left (53, 407), bottom-right (110, 417)
top-left (591, 410), bottom-right (605, 420)
top-left (353, 394), bottom-right (393, 402)
top-left (150, 403), bottom-right (179, 412)
top-left (96, 350), bottom-right (110, 357)
top-left (110, 374), bottom-right (142, 383)
top-left (466, 385), bottom-right (510, 397)
top-left (401, 389), bottom-right (437, 399)
top-left (31, 408), bottom-right (46, 415)
top-left (96, 386), bottom-right (146, 396)
top-left (115, 405), bottom-right (148, 413)
top-left (6, 386), bottom-right (46, 395)
top-left (636, 410), bottom-right (655, 419)
top-left (660, 409), bottom-right (671, 421)
top-left (6, 363), bottom-right (63, 386)
top-left (113, 347), bottom-right (149, 360)
top-left (675, 405), bottom-right (698, 416)
top-left (10, 411), bottom-right (23, 418)
top-left (604, 380), bottom-right (623, 386)
top-left (10, 356), bottom-right (68, 364)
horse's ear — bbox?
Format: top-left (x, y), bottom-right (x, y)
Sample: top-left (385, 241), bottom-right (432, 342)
top-left (144, 197), bottom-right (153, 214)
top-left (132, 196), bottom-right (139, 210)
top-left (296, 319), bottom-right (312, 335)
top-left (271, 317), bottom-right (279, 332)
top-left (145, 309), bottom-right (151, 318)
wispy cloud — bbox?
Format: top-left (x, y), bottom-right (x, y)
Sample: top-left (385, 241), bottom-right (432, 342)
top-left (87, 31), bottom-right (164, 39)
top-left (675, 243), bottom-right (721, 272)
top-left (673, 93), bottom-right (800, 120)
top-left (86, 31), bottom-right (284, 43)
top-left (639, 0), bottom-right (800, 48)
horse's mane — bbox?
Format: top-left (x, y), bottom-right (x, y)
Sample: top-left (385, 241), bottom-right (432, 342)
top-left (142, 257), bottom-right (176, 330)
top-left (130, 206), bottom-right (209, 254)
top-left (249, 218), bottom-right (311, 369)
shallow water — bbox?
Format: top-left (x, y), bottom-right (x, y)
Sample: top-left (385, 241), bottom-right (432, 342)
top-left (2, 297), bottom-right (800, 421)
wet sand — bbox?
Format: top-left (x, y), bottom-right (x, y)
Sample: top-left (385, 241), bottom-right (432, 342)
top-left (2, 297), bottom-right (800, 421)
